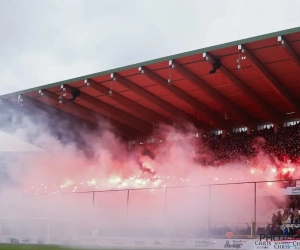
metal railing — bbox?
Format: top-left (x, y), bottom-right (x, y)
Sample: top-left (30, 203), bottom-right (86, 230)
top-left (1, 179), bottom-right (297, 239)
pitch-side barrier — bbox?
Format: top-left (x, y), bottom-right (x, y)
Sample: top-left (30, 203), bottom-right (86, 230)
top-left (1, 236), bottom-right (300, 249)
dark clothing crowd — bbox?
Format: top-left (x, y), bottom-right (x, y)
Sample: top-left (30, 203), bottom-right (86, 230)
top-left (198, 122), bottom-right (300, 166)
top-left (257, 196), bottom-right (300, 236)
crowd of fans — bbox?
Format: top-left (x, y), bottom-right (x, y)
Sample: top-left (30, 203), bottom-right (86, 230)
top-left (198, 122), bottom-right (300, 166)
top-left (257, 196), bottom-right (300, 236)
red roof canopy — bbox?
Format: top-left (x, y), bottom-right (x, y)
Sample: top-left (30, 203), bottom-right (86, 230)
top-left (2, 27), bottom-right (300, 139)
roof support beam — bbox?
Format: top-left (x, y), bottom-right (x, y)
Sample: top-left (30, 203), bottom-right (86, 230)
top-left (171, 59), bottom-right (257, 126)
top-left (203, 53), bottom-right (282, 123)
top-left (84, 79), bottom-right (171, 125)
top-left (37, 90), bottom-right (144, 138)
top-left (62, 85), bottom-right (152, 134)
top-left (139, 66), bottom-right (232, 130)
top-left (38, 89), bottom-right (98, 123)
top-left (111, 73), bottom-right (210, 130)
top-left (278, 36), bottom-right (300, 66)
top-left (241, 45), bottom-right (300, 114)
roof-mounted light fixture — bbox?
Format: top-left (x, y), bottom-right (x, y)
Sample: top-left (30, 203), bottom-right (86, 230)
top-left (203, 52), bottom-right (210, 62)
top-left (84, 79), bottom-right (90, 87)
top-left (61, 85), bottom-right (67, 97)
top-left (168, 60), bottom-right (175, 85)
top-left (237, 45), bottom-right (246, 69)
top-left (138, 66), bottom-right (144, 75)
top-left (58, 85), bottom-right (65, 104)
top-left (109, 73), bottom-right (116, 96)
top-left (17, 95), bottom-right (23, 107)
top-left (62, 84), bottom-right (80, 102)
top-left (278, 36), bottom-right (285, 46)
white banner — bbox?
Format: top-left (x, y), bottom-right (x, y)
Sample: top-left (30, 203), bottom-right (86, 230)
top-left (86, 238), bottom-right (252, 249)
top-left (283, 187), bottom-right (300, 195)
top-left (254, 239), bottom-right (300, 250)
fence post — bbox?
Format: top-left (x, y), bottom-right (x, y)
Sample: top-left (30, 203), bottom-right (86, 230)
top-left (164, 187), bottom-right (168, 219)
top-left (126, 190), bottom-right (130, 220)
top-left (254, 182), bottom-right (257, 238)
top-left (208, 185), bottom-right (211, 238)
top-left (47, 218), bottom-right (50, 242)
top-left (92, 192), bottom-right (95, 207)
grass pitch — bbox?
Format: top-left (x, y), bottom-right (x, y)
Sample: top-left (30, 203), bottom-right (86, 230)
top-left (0, 245), bottom-right (73, 250)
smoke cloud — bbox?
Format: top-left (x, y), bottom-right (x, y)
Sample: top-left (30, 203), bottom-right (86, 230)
top-left (0, 103), bottom-right (297, 243)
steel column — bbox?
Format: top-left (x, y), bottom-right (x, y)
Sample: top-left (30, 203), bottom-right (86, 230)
top-left (208, 185), bottom-right (211, 238)
top-left (254, 182), bottom-right (257, 238)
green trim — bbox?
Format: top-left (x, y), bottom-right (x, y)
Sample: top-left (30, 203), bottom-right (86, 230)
top-left (1, 26), bottom-right (300, 99)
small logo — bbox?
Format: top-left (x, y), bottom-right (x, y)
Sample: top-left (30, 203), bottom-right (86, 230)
top-left (195, 240), bottom-right (216, 247)
top-left (153, 239), bottom-right (161, 245)
top-left (134, 240), bottom-right (146, 245)
top-left (224, 240), bottom-right (243, 249)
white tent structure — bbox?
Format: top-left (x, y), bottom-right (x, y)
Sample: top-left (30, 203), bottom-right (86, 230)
top-left (0, 131), bottom-right (44, 153)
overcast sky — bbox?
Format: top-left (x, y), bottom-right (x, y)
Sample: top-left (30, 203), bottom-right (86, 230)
top-left (1, 0), bottom-right (300, 96)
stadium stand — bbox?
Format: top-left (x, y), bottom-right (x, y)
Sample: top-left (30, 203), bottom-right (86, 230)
top-left (198, 122), bottom-right (300, 166)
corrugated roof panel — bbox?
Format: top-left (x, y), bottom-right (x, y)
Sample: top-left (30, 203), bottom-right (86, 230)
top-left (229, 94), bottom-right (253, 105)
top-left (258, 91), bottom-right (283, 100)
top-left (266, 98), bottom-right (294, 114)
top-left (251, 46), bottom-right (289, 63)
top-left (118, 68), bottom-right (140, 77)
top-left (256, 92), bottom-right (293, 113)
top-left (64, 80), bottom-right (84, 88)
top-left (126, 74), bottom-right (157, 87)
top-left (289, 85), bottom-right (300, 96)
top-left (90, 75), bottom-right (109, 83)
top-left (231, 101), bottom-right (266, 115)
top-left (209, 46), bottom-right (239, 57)
top-left (200, 73), bottom-right (241, 91)
top-left (246, 37), bottom-right (277, 50)
top-left (244, 78), bottom-right (276, 93)
top-left (231, 67), bottom-right (262, 81)
top-left (96, 95), bottom-right (119, 106)
top-left (135, 99), bottom-right (172, 118)
top-left (33, 95), bottom-right (58, 106)
top-left (186, 89), bottom-right (223, 109)
top-left (102, 81), bottom-right (128, 92)
top-left (113, 103), bottom-right (148, 120)
top-left (183, 61), bottom-right (211, 76)
top-left (147, 61), bottom-right (168, 71)
top-left (214, 84), bottom-right (245, 98)
top-left (277, 72), bottom-right (300, 88)
top-left (265, 60), bottom-right (299, 75)
top-left (176, 54), bottom-right (202, 64)
top-left (77, 85), bottom-right (103, 97)
top-left (221, 53), bottom-right (253, 70)
top-left (171, 79), bottom-right (198, 92)
top-left (162, 94), bottom-right (198, 114)
top-left (25, 91), bottom-right (39, 98)
top-left (74, 99), bottom-right (96, 110)
top-left (210, 106), bottom-right (224, 114)
top-left (47, 86), bottom-right (61, 93)
top-left (118, 90), bottom-right (143, 101)
top-left (144, 84), bottom-right (172, 97)
top-left (153, 68), bottom-right (184, 81)
top-left (285, 32), bottom-right (300, 42)
top-left (289, 40), bottom-right (300, 53)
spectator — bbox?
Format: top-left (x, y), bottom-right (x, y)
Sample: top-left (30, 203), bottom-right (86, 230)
top-left (294, 210), bottom-right (300, 224)
top-left (197, 122), bottom-right (300, 166)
